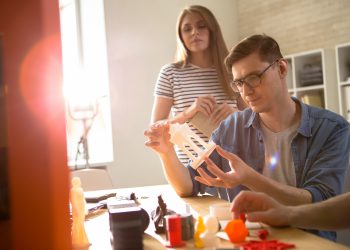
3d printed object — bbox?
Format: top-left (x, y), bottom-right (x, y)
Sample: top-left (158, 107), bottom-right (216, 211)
top-left (169, 123), bottom-right (216, 169)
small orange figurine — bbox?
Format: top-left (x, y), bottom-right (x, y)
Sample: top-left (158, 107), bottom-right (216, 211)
top-left (70, 177), bottom-right (91, 249)
top-left (224, 219), bottom-right (248, 243)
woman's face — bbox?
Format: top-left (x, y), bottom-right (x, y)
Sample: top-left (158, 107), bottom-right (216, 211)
top-left (180, 12), bottom-right (210, 54)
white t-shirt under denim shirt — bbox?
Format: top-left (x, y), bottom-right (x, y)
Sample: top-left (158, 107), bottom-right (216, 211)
top-left (261, 120), bottom-right (299, 186)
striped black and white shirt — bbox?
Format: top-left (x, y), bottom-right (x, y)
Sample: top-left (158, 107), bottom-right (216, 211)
top-left (154, 63), bottom-right (237, 165)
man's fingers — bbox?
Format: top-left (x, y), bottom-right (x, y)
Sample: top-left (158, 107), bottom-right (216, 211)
top-left (197, 167), bottom-right (215, 180)
top-left (196, 167), bottom-right (220, 186)
top-left (215, 146), bottom-right (240, 172)
top-left (194, 176), bottom-right (211, 186)
top-left (216, 145), bottom-right (227, 155)
top-left (204, 156), bottom-right (229, 180)
top-left (216, 145), bottom-right (235, 159)
top-left (194, 171), bottom-right (213, 186)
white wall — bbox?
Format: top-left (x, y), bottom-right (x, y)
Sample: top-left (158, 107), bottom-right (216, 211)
top-left (103, 0), bottom-right (238, 188)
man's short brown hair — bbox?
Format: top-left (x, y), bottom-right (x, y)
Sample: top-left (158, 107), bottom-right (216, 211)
top-left (224, 34), bottom-right (283, 73)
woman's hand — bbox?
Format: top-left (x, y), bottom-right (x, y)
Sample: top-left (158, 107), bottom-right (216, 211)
top-left (184, 95), bottom-right (216, 119)
top-left (195, 146), bottom-right (255, 189)
top-left (144, 121), bottom-right (173, 155)
top-left (210, 102), bottom-right (238, 126)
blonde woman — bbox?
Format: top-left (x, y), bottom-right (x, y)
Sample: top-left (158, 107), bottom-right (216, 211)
top-left (150, 5), bottom-right (245, 165)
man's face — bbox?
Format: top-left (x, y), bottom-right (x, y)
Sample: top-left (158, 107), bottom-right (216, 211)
top-left (231, 53), bottom-right (282, 114)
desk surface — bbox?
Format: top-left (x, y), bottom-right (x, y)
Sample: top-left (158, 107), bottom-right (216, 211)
top-left (84, 185), bottom-right (350, 250)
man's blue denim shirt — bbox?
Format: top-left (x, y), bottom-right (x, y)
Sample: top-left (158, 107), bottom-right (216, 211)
top-left (188, 98), bottom-right (350, 240)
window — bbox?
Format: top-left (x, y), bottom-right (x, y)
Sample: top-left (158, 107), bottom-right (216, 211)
top-left (59, 0), bottom-right (113, 168)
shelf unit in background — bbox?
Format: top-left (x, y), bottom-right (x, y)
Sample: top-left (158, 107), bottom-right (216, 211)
top-left (336, 42), bottom-right (350, 122)
top-left (285, 49), bottom-right (338, 113)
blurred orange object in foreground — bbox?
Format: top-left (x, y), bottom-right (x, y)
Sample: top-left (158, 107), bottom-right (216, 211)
top-left (224, 219), bottom-right (248, 243)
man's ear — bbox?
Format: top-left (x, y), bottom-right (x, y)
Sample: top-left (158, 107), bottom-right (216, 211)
top-left (278, 59), bottom-right (288, 79)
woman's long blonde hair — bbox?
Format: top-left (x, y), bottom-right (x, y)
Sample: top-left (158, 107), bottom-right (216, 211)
top-left (174, 5), bottom-right (235, 98)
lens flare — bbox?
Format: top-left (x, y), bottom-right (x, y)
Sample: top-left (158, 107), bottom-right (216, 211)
top-left (268, 153), bottom-right (279, 170)
top-left (19, 33), bottom-right (63, 125)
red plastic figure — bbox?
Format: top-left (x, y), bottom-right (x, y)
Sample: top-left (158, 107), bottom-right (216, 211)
top-left (242, 240), bottom-right (295, 250)
top-left (240, 213), bottom-right (246, 223)
top-left (257, 229), bottom-right (269, 240)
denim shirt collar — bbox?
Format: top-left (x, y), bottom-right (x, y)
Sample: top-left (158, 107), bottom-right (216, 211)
top-left (244, 96), bottom-right (312, 137)
top-left (295, 97), bottom-right (312, 137)
top-left (245, 111), bottom-right (259, 129)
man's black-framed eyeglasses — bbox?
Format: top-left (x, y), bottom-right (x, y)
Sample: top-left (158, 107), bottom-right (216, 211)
top-left (230, 59), bottom-right (280, 92)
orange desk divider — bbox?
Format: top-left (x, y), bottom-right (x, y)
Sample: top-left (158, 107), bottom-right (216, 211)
top-left (0, 1), bottom-right (72, 249)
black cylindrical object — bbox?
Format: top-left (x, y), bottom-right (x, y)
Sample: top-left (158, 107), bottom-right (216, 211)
top-left (109, 207), bottom-right (145, 250)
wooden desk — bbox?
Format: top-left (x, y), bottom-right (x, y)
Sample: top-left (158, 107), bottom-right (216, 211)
top-left (85, 185), bottom-right (350, 250)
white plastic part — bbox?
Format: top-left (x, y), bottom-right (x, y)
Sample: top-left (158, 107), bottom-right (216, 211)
top-left (209, 203), bottom-right (232, 221)
top-left (200, 215), bottom-right (220, 248)
top-left (169, 123), bottom-right (216, 169)
top-left (204, 215), bottom-right (219, 233)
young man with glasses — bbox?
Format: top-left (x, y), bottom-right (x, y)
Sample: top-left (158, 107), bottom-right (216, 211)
top-left (144, 34), bottom-right (350, 240)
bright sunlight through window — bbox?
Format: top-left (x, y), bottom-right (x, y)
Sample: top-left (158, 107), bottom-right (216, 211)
top-left (59, 0), bottom-right (113, 169)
